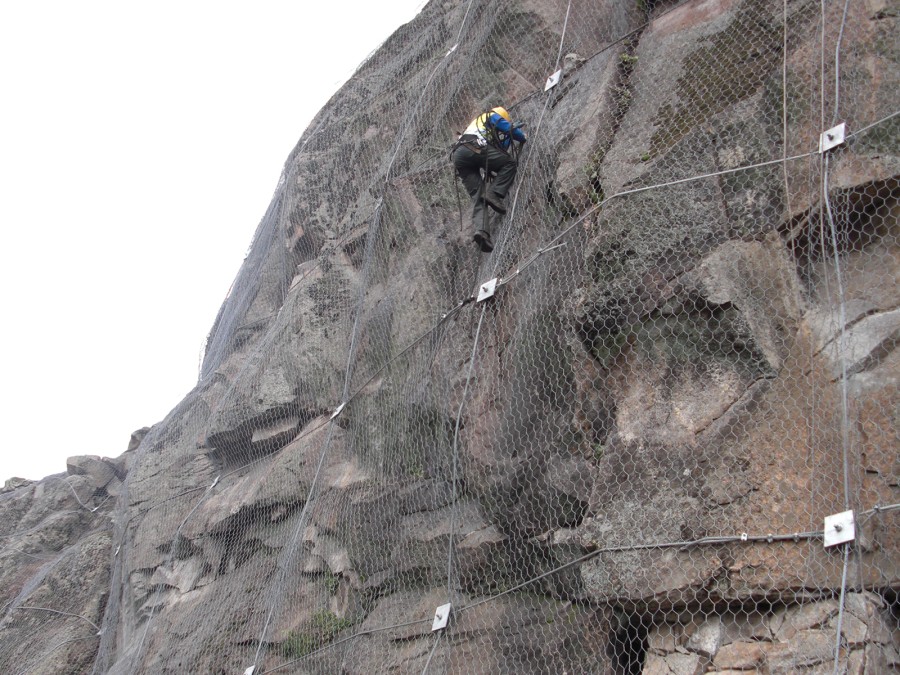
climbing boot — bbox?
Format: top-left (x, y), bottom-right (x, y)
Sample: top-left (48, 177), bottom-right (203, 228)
top-left (483, 191), bottom-right (507, 214)
top-left (473, 230), bottom-right (494, 253)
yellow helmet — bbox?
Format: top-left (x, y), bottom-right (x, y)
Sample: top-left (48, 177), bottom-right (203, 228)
top-left (491, 106), bottom-right (511, 122)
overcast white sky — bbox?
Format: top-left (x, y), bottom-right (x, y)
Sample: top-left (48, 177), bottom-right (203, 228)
top-left (0, 1), bottom-right (426, 481)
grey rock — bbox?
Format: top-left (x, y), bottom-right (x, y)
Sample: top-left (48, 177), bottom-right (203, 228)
top-left (686, 615), bottom-right (724, 657)
top-left (818, 308), bottom-right (900, 379)
top-left (126, 426), bottom-right (151, 452)
top-left (886, 642), bottom-right (900, 667)
top-left (774, 599), bottom-right (838, 640)
top-left (643, 651), bottom-right (705, 675)
top-left (2, 477), bottom-right (33, 493)
top-left (66, 455), bottom-right (118, 491)
top-left (713, 639), bottom-right (770, 670)
top-left (647, 623), bottom-right (679, 654)
top-left (690, 237), bottom-right (803, 372)
top-left (830, 609), bottom-right (869, 646)
top-left (843, 592), bottom-right (894, 644)
top-left (767, 629), bottom-right (833, 671)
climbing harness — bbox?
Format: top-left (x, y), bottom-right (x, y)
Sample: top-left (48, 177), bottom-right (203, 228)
top-left (451, 109), bottom-right (516, 156)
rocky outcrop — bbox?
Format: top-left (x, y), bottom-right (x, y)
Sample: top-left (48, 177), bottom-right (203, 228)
top-left (1, 0), bottom-right (897, 672)
top-left (644, 593), bottom-right (899, 674)
top-left (0, 467), bottom-right (118, 673)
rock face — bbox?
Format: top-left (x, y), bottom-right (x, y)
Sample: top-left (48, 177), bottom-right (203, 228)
top-left (644, 592), bottom-right (899, 674)
top-left (0, 473), bottom-right (113, 674)
top-left (2, 0), bottom-right (898, 673)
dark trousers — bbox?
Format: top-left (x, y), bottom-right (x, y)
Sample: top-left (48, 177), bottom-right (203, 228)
top-left (451, 144), bottom-right (518, 234)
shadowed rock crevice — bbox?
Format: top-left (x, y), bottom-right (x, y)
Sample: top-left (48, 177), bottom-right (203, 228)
top-left (781, 176), bottom-right (900, 280)
top-left (205, 405), bottom-right (323, 472)
top-left (786, 177), bottom-right (900, 383)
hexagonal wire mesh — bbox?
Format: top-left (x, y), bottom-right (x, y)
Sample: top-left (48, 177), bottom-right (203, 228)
top-left (2, 0), bottom-right (896, 673)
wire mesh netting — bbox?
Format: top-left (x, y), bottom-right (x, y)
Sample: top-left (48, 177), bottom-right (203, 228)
top-left (1, 0), bottom-right (898, 673)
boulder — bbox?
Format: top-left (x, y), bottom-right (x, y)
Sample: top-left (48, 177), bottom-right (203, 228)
top-left (65, 455), bottom-right (118, 492)
top-left (1, 477), bottom-right (32, 493)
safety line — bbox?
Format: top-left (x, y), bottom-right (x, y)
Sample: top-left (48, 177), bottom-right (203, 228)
top-left (408, 503), bottom-right (884, 664)
top-left (489, 0), bottom-right (573, 268)
top-left (9, 605), bottom-right (101, 633)
top-left (89, 497), bottom-right (900, 675)
top-left (56, 499), bottom-right (900, 675)
top-left (454, 0), bottom-right (478, 45)
top-left (552, 0), bottom-right (573, 73)
top-left (781, 0), bottom-right (794, 246)
top-left (341, 201), bottom-right (385, 401)
top-left (117, 482), bottom-right (222, 537)
top-left (426, 0), bottom-right (584, 627)
top-left (847, 110), bottom-right (899, 138)
top-left (445, 305), bottom-right (487, 597)
top-left (825, 5), bottom-right (855, 669)
top-left (856, 502), bottom-right (900, 523)
top-left (819, 1), bottom-right (827, 139)
top-left (252, 422), bottom-right (338, 666)
top-left (0, 509), bottom-right (107, 547)
top-left (120, 294), bottom-right (473, 542)
top-left (822, 157), bottom-right (853, 513)
top-left (327, 0), bottom-right (476, 404)
top-left (831, 0), bottom-right (852, 126)
top-left (421, 630), bottom-right (444, 675)
top-left (45, 475), bottom-right (111, 514)
top-left (386, 104), bottom-right (898, 202)
top-left (833, 543), bottom-right (852, 674)
top-left (492, 148), bottom-right (822, 290)
top-left (431, 10), bottom-right (578, 667)
top-left (456, 529), bottom-right (826, 615)
top-left (0, 547), bottom-right (53, 561)
top-left (497, 242), bottom-right (567, 288)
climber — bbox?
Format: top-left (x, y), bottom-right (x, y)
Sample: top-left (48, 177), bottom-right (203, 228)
top-left (451, 106), bottom-right (527, 253)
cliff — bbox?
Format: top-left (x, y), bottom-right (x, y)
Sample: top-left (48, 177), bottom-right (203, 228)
top-left (1, 0), bottom-right (898, 673)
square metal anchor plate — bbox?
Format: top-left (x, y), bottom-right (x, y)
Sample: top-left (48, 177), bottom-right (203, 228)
top-left (823, 509), bottom-right (855, 547)
top-left (544, 69), bottom-right (562, 91)
top-left (477, 278), bottom-right (498, 302)
top-left (819, 122), bottom-right (846, 153)
top-left (432, 603), bottom-right (451, 631)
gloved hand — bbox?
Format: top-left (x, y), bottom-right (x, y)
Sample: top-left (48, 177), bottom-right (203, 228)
top-left (512, 122), bottom-right (526, 144)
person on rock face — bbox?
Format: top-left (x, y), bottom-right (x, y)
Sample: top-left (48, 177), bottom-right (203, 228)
top-left (451, 106), bottom-right (527, 253)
